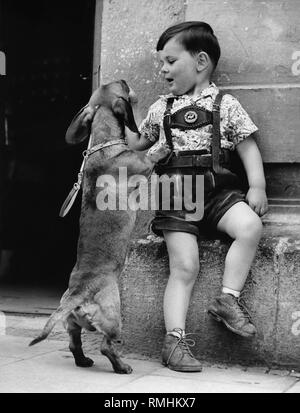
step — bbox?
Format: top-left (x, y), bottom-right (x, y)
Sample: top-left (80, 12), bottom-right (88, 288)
top-left (119, 214), bottom-right (300, 370)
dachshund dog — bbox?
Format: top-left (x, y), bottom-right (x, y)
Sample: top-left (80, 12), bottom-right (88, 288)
top-left (29, 80), bottom-right (169, 374)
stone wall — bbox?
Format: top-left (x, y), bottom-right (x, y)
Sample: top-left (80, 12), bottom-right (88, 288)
top-left (88, 0), bottom-right (300, 368)
top-left (95, 0), bottom-right (300, 163)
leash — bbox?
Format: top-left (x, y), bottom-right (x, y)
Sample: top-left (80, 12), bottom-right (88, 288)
top-left (59, 138), bottom-right (126, 217)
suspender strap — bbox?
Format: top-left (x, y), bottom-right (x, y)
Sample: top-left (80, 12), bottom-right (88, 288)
top-left (163, 97), bottom-right (175, 151)
top-left (211, 91), bottom-right (224, 173)
top-left (162, 93), bottom-right (224, 172)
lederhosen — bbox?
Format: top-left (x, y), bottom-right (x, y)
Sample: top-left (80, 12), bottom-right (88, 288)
top-left (153, 92), bottom-right (244, 223)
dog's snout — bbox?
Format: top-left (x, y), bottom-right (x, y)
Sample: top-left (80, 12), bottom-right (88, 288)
top-left (119, 79), bottom-right (129, 91)
top-left (128, 88), bottom-right (137, 104)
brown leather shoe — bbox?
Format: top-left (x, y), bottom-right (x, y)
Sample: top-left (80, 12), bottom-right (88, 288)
top-left (161, 328), bottom-right (202, 372)
top-left (208, 293), bottom-right (257, 338)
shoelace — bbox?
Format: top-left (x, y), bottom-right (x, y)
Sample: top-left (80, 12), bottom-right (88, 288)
top-left (166, 329), bottom-right (197, 364)
top-left (236, 297), bottom-right (252, 322)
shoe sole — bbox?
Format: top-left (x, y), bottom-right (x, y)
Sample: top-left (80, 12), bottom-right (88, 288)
top-left (162, 361), bottom-right (202, 372)
top-left (208, 310), bottom-right (256, 338)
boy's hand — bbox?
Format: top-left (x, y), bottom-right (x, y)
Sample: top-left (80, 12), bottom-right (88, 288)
top-left (246, 187), bottom-right (268, 216)
top-left (82, 105), bottom-right (96, 125)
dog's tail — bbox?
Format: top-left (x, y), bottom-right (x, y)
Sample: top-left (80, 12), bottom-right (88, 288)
top-left (29, 293), bottom-right (83, 346)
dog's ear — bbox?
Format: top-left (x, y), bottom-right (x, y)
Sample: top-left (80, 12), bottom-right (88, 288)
top-left (112, 98), bottom-right (139, 133)
top-left (65, 105), bottom-right (91, 145)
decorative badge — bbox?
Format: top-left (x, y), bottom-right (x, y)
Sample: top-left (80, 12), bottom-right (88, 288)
top-left (184, 110), bottom-right (198, 124)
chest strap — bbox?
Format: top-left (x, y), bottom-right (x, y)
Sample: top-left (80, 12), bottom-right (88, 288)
top-left (162, 92), bottom-right (224, 173)
top-left (163, 97), bottom-right (176, 151)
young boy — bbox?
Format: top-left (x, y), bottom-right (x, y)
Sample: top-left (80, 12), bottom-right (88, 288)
top-left (126, 21), bottom-right (268, 372)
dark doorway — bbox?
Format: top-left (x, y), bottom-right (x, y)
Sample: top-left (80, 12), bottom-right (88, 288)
top-left (0, 0), bottom-right (96, 287)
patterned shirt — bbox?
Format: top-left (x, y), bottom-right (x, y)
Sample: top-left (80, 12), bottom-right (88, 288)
top-left (139, 82), bottom-right (258, 155)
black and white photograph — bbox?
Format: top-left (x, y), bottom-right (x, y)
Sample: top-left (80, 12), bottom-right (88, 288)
top-left (0, 0), bottom-right (299, 396)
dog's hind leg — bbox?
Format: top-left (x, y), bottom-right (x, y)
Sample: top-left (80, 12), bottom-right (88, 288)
top-left (66, 314), bottom-right (94, 368)
top-left (101, 335), bottom-right (132, 374)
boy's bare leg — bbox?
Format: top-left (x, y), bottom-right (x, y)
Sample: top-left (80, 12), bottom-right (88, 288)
top-left (208, 201), bottom-right (262, 338)
top-left (216, 201), bottom-right (262, 291)
top-left (161, 230), bottom-right (202, 371)
top-left (163, 231), bottom-right (199, 331)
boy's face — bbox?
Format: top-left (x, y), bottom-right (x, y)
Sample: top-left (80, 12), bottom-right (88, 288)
top-left (158, 36), bottom-right (199, 96)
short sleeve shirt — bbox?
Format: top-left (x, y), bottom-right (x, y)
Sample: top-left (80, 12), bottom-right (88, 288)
top-left (139, 82), bottom-right (258, 155)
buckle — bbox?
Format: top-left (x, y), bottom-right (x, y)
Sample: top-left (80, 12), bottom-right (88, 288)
top-left (191, 153), bottom-right (212, 168)
top-left (192, 154), bottom-right (202, 167)
top-left (163, 112), bottom-right (172, 124)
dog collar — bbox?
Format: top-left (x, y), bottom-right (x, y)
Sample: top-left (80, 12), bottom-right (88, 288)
top-left (59, 138), bottom-right (127, 218)
top-left (83, 139), bottom-right (126, 158)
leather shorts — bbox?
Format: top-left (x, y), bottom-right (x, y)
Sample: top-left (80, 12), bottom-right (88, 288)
top-left (151, 150), bottom-right (246, 237)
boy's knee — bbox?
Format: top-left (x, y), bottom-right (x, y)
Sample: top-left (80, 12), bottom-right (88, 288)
top-left (237, 215), bottom-right (263, 241)
top-left (171, 258), bottom-right (200, 282)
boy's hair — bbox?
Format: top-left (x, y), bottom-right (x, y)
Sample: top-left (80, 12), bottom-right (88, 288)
top-left (156, 21), bottom-right (220, 69)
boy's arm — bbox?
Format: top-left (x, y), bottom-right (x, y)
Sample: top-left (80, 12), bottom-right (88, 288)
top-left (236, 135), bottom-right (268, 216)
top-left (125, 126), bottom-right (154, 151)
top-left (126, 92), bottom-right (157, 151)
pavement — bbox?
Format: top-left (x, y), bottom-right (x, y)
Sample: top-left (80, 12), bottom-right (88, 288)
top-left (1, 331), bottom-right (300, 394)
top-left (0, 291), bottom-right (300, 395)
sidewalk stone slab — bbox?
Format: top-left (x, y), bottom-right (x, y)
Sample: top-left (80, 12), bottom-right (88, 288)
top-left (114, 374), bottom-right (285, 393)
top-left (0, 356), bottom-right (21, 367)
top-left (151, 365), bottom-right (297, 393)
top-left (6, 315), bottom-right (51, 331)
top-left (0, 335), bottom-right (298, 393)
top-left (0, 335), bottom-right (68, 359)
top-left (286, 381), bottom-right (300, 393)
top-left (0, 336), bottom-right (162, 393)
top-left (0, 352), bottom-right (152, 393)
top-left (5, 314), bottom-right (67, 341)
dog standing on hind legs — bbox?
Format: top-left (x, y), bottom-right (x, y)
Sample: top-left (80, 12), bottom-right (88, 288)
top-left (29, 80), bottom-right (170, 374)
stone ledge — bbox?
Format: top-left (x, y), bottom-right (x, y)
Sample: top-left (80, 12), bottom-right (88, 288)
top-left (120, 216), bottom-right (300, 370)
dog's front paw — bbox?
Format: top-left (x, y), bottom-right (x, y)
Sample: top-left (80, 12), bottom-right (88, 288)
top-left (148, 145), bottom-right (171, 164)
